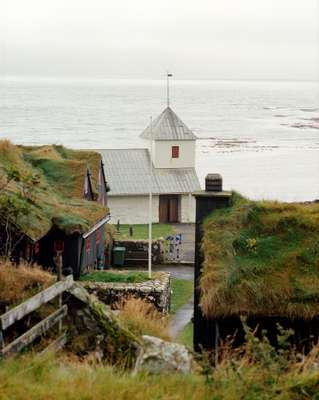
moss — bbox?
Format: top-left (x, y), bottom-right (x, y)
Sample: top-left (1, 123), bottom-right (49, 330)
top-left (200, 193), bottom-right (319, 319)
top-left (0, 141), bottom-right (108, 239)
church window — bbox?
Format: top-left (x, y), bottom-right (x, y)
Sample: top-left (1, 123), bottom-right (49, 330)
top-left (172, 146), bottom-right (179, 158)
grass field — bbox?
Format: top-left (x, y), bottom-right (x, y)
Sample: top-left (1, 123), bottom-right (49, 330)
top-left (170, 279), bottom-right (193, 314)
top-left (114, 223), bottom-right (174, 240)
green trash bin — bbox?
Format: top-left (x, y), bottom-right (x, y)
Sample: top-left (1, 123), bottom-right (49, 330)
top-left (112, 246), bottom-right (126, 266)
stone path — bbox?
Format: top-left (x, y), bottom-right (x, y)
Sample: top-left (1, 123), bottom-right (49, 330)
top-left (152, 264), bottom-right (194, 280)
top-left (153, 264), bottom-right (194, 341)
top-left (169, 297), bottom-right (194, 340)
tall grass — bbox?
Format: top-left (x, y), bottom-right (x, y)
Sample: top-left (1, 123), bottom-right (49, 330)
top-left (117, 297), bottom-right (170, 340)
top-left (0, 260), bottom-right (54, 307)
top-left (1, 330), bottom-right (319, 399)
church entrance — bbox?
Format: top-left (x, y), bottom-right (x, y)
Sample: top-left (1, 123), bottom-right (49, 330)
top-left (159, 195), bottom-right (180, 223)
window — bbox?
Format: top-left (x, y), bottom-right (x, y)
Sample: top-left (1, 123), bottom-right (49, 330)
top-left (172, 146), bottom-right (179, 158)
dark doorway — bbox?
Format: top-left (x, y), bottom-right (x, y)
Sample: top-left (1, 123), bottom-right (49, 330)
top-left (159, 195), bottom-right (180, 223)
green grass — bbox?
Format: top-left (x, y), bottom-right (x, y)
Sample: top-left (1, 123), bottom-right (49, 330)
top-left (1, 343), bottom-right (319, 400)
top-left (170, 279), bottom-right (193, 314)
top-left (176, 322), bottom-right (193, 348)
top-left (79, 271), bottom-right (151, 283)
top-left (201, 192), bottom-right (319, 319)
top-left (0, 141), bottom-right (108, 239)
top-left (115, 224), bottom-right (174, 240)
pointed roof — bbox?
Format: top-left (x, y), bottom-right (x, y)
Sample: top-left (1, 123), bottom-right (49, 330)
top-left (140, 106), bottom-right (198, 141)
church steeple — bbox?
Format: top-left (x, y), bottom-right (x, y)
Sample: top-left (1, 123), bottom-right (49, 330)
top-left (140, 107), bottom-right (198, 141)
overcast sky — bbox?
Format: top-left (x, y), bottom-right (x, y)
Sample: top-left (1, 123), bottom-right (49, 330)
top-left (0, 0), bottom-right (318, 80)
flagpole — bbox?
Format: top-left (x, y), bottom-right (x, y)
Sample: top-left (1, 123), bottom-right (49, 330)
top-left (166, 72), bottom-right (173, 107)
top-left (167, 72), bottom-right (169, 107)
top-left (148, 116), bottom-right (153, 279)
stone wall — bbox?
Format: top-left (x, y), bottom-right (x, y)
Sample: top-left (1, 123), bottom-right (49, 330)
top-left (81, 272), bottom-right (171, 314)
top-left (114, 239), bottom-right (165, 266)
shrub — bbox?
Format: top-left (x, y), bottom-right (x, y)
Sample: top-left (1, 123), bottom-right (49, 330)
top-left (117, 297), bottom-right (170, 340)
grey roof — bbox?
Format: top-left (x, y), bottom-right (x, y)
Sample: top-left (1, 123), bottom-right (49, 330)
top-left (98, 149), bottom-right (201, 196)
top-left (140, 107), bottom-right (198, 141)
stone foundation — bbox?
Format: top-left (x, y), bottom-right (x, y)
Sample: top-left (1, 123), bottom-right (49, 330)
top-left (81, 272), bottom-right (171, 314)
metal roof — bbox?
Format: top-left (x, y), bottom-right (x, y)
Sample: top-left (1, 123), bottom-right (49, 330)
top-left (98, 149), bottom-right (201, 196)
top-left (140, 107), bottom-right (198, 141)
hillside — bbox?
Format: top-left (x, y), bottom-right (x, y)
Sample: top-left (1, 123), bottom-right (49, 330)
top-left (0, 140), bottom-right (108, 240)
top-left (200, 193), bottom-right (319, 319)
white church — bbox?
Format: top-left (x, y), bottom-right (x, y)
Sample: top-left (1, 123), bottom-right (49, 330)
top-left (99, 104), bottom-right (201, 224)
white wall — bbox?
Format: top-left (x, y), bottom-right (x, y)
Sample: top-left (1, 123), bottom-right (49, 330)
top-left (108, 195), bottom-right (159, 224)
top-left (152, 140), bottom-right (195, 169)
top-left (180, 193), bottom-right (196, 223)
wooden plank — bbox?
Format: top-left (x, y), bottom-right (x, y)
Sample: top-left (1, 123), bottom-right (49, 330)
top-left (0, 275), bottom-right (73, 330)
top-left (39, 332), bottom-right (67, 356)
top-left (0, 305), bottom-right (67, 358)
top-left (0, 330), bottom-right (4, 350)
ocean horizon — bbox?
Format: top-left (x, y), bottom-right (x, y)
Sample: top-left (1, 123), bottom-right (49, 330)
top-left (0, 77), bottom-right (318, 202)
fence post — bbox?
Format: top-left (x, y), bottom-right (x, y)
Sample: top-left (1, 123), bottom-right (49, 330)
top-left (57, 253), bottom-right (63, 334)
top-left (0, 329), bottom-right (4, 350)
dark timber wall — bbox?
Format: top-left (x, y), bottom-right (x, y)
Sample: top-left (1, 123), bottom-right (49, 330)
top-left (193, 174), bottom-right (231, 352)
top-left (193, 176), bottom-right (319, 353)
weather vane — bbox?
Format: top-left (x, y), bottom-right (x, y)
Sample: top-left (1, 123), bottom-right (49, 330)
top-left (167, 71), bottom-right (173, 107)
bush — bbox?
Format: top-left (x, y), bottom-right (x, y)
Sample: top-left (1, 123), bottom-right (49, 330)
top-left (118, 297), bottom-right (170, 340)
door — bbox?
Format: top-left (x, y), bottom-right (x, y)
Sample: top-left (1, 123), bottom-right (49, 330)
top-left (159, 195), bottom-right (179, 223)
top-left (159, 196), bottom-right (169, 223)
top-left (169, 197), bottom-right (178, 222)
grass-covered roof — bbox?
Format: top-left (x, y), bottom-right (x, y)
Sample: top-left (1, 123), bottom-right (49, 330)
top-left (0, 140), bottom-right (108, 240)
top-left (200, 193), bottom-right (319, 319)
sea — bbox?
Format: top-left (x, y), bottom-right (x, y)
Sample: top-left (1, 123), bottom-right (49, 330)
top-left (0, 77), bottom-right (318, 202)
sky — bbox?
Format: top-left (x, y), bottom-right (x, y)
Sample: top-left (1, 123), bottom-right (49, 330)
top-left (0, 0), bottom-right (318, 81)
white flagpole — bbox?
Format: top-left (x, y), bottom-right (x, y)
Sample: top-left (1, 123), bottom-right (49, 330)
top-left (167, 72), bottom-right (169, 107)
top-left (148, 116), bottom-right (153, 279)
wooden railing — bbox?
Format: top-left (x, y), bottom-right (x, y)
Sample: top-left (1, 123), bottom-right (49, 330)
top-left (0, 275), bottom-right (73, 358)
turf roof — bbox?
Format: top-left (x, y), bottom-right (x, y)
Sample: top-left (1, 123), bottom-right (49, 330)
top-left (0, 140), bottom-right (109, 241)
top-left (200, 192), bottom-right (319, 319)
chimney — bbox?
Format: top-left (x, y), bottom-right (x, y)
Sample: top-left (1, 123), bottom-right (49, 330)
top-left (192, 174), bottom-right (231, 352)
top-left (205, 173), bottom-right (222, 192)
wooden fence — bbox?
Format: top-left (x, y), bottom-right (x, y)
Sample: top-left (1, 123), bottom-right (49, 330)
top-left (0, 274), bottom-right (73, 358)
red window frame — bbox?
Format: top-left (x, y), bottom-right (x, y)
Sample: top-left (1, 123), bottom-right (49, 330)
top-left (53, 240), bottom-right (64, 253)
top-left (85, 239), bottom-right (91, 254)
top-left (171, 146), bottom-right (179, 158)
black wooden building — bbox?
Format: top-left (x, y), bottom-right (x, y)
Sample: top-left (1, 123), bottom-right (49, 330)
top-left (0, 160), bottom-right (110, 279)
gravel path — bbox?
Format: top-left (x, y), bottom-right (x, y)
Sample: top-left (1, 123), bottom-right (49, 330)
top-left (169, 297), bottom-right (193, 340)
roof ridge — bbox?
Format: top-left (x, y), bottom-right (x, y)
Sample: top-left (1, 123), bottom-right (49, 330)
top-left (140, 106), bottom-right (198, 141)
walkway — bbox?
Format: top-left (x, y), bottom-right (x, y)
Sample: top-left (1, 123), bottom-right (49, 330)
top-left (153, 264), bottom-right (194, 341)
top-left (169, 297), bottom-right (193, 340)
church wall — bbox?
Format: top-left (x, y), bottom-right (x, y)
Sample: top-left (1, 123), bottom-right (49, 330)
top-left (152, 140), bottom-right (195, 169)
top-left (108, 195), bottom-right (159, 225)
top-left (181, 193), bottom-right (196, 223)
